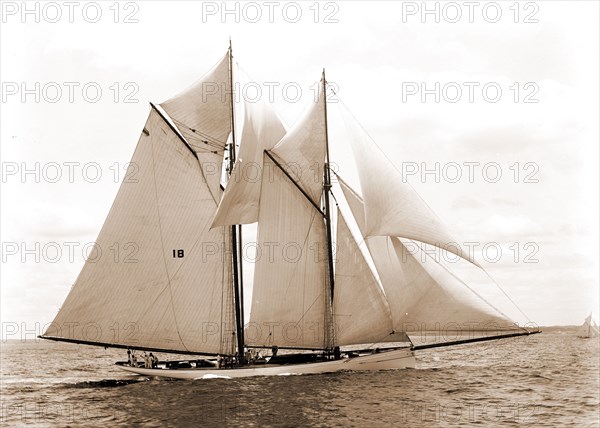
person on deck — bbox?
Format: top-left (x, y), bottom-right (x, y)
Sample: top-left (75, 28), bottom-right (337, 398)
top-left (130, 351), bottom-right (138, 367)
top-left (149, 353), bottom-right (158, 368)
top-left (142, 351), bottom-right (151, 368)
top-left (217, 354), bottom-right (222, 369)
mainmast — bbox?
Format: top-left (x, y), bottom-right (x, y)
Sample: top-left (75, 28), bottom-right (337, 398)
top-left (228, 40), bottom-right (245, 364)
top-left (321, 69), bottom-right (336, 352)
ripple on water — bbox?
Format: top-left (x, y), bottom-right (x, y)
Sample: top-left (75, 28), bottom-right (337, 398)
top-left (1, 333), bottom-right (598, 427)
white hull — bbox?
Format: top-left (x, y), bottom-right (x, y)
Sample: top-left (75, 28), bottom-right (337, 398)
top-left (116, 348), bottom-right (415, 380)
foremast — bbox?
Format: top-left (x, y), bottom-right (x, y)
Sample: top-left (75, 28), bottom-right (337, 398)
top-left (228, 40), bottom-right (245, 364)
top-left (321, 70), bottom-right (336, 352)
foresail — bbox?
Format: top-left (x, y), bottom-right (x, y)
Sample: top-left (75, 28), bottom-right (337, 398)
top-left (211, 97), bottom-right (287, 227)
top-left (246, 154), bottom-right (328, 349)
top-left (338, 177), bottom-right (511, 335)
top-left (160, 52), bottom-right (231, 199)
top-left (43, 108), bottom-right (235, 355)
top-left (333, 211), bottom-right (405, 346)
top-left (246, 89), bottom-right (330, 349)
top-left (339, 106), bottom-right (478, 267)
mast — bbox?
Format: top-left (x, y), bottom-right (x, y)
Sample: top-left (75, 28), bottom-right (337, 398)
top-left (228, 39), bottom-right (245, 364)
top-left (322, 69), bottom-right (336, 352)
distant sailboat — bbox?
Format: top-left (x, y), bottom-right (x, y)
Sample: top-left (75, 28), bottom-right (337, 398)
top-left (40, 43), bottom-right (539, 379)
top-left (576, 314), bottom-right (599, 339)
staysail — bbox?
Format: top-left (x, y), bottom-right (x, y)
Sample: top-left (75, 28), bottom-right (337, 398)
top-left (333, 210), bottom-right (407, 345)
top-left (246, 91), bottom-right (329, 349)
top-left (42, 107), bottom-right (235, 355)
top-left (338, 177), bottom-right (512, 335)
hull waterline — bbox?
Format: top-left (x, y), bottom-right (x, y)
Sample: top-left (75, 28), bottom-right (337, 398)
top-left (116, 348), bottom-right (416, 379)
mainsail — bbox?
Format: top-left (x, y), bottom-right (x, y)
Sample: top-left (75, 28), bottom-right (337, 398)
top-left (43, 107), bottom-right (235, 355)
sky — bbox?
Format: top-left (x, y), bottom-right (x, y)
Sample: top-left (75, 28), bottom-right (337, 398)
top-left (1, 0), bottom-right (598, 339)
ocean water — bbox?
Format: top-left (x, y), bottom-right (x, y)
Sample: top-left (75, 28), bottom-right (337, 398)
top-left (1, 330), bottom-right (598, 427)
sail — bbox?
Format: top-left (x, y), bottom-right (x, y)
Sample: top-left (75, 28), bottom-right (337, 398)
top-left (333, 211), bottom-right (406, 346)
top-left (246, 155), bottom-right (327, 349)
top-left (270, 89), bottom-right (326, 205)
top-left (247, 92), bottom-right (329, 349)
top-left (339, 107), bottom-right (478, 266)
top-left (160, 52), bottom-right (231, 200)
top-left (42, 108), bottom-right (235, 355)
top-left (211, 97), bottom-right (287, 227)
top-left (577, 314), bottom-right (599, 338)
top-left (338, 177), bottom-right (511, 334)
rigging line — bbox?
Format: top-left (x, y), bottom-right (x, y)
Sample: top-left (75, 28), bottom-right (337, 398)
top-left (335, 96), bottom-right (478, 266)
top-left (175, 131), bottom-right (226, 152)
top-left (181, 135), bottom-right (225, 152)
top-left (176, 126), bottom-right (224, 145)
top-left (265, 150), bottom-right (326, 217)
top-left (186, 145), bottom-right (224, 155)
top-left (413, 240), bottom-right (518, 327)
top-left (173, 122), bottom-right (227, 149)
top-left (184, 138), bottom-right (225, 153)
top-left (329, 187), bottom-right (339, 207)
top-left (149, 130), bottom-right (189, 353)
top-left (480, 266), bottom-right (532, 324)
